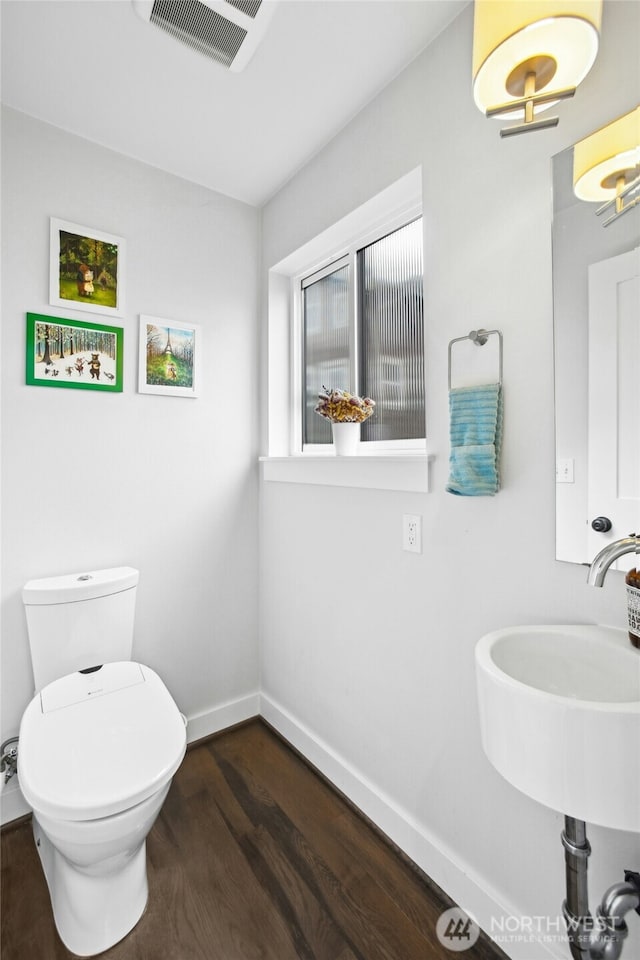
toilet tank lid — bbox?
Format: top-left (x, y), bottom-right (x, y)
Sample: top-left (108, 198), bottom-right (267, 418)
top-left (23, 567), bottom-right (139, 605)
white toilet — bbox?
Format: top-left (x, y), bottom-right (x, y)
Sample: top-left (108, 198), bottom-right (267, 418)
top-left (18, 567), bottom-right (187, 957)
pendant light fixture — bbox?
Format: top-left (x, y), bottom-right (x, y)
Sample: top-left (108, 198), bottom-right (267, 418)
top-left (473, 1), bottom-right (602, 137)
top-left (573, 106), bottom-right (640, 225)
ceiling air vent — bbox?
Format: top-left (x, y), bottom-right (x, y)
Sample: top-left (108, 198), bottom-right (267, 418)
top-left (132, 0), bottom-right (278, 71)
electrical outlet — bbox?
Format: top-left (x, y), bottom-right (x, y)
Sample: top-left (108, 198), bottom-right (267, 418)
top-left (402, 514), bottom-right (422, 553)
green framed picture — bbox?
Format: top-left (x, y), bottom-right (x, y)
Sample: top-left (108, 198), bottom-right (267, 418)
top-left (26, 313), bottom-right (124, 392)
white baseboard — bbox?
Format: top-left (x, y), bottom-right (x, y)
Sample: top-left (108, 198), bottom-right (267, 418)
top-left (260, 693), bottom-right (564, 960)
top-left (186, 691), bottom-right (260, 744)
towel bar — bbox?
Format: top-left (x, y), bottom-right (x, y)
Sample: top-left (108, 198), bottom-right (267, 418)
top-left (448, 328), bottom-right (503, 390)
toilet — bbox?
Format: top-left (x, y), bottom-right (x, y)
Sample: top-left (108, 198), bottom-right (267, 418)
top-left (17, 567), bottom-right (187, 957)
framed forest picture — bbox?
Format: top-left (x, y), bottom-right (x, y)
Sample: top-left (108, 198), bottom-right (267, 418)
top-left (26, 313), bottom-right (124, 392)
top-left (49, 217), bottom-right (125, 317)
top-left (138, 315), bottom-right (201, 398)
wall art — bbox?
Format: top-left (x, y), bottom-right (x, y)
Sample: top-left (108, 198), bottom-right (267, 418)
top-left (49, 217), bottom-right (125, 317)
top-left (26, 312), bottom-right (124, 392)
top-left (138, 315), bottom-right (201, 398)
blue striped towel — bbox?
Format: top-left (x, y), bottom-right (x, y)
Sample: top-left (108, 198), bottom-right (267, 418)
top-left (446, 383), bottom-right (503, 496)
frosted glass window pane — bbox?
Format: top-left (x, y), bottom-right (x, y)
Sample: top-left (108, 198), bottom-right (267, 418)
top-left (359, 219), bottom-right (424, 441)
top-left (303, 263), bottom-right (351, 444)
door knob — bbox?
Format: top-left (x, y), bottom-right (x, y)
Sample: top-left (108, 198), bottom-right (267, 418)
top-left (591, 516), bottom-right (612, 533)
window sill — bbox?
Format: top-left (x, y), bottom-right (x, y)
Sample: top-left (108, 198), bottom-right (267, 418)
top-left (259, 454), bottom-right (433, 492)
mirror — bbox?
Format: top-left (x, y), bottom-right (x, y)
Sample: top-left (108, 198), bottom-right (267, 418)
top-left (552, 110), bottom-right (639, 567)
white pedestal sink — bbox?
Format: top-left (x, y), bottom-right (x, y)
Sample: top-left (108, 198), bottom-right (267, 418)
top-left (475, 625), bottom-right (640, 832)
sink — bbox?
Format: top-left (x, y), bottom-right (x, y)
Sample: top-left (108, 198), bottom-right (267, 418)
top-left (475, 625), bottom-right (640, 832)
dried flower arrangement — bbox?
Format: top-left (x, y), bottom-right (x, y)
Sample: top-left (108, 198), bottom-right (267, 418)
top-left (314, 387), bottom-right (375, 424)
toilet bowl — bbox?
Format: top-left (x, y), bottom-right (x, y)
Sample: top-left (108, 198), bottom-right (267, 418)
top-left (18, 660), bottom-right (186, 956)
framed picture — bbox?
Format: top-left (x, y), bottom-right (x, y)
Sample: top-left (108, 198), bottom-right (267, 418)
top-left (26, 312), bottom-right (123, 392)
top-left (49, 217), bottom-right (125, 317)
top-left (138, 315), bottom-right (201, 398)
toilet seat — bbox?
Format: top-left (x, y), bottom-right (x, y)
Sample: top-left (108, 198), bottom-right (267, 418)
top-left (18, 662), bottom-right (187, 822)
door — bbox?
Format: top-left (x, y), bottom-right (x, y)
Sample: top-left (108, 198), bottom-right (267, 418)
top-left (587, 246), bottom-right (640, 571)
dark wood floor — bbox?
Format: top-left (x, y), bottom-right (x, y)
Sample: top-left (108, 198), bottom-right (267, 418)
top-left (1, 720), bottom-right (505, 960)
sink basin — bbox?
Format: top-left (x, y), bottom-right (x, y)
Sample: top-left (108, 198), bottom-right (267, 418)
top-left (475, 625), bottom-right (640, 832)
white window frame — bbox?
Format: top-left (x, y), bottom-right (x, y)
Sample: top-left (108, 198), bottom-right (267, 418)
top-left (262, 168), bottom-right (432, 492)
top-left (293, 205), bottom-right (425, 456)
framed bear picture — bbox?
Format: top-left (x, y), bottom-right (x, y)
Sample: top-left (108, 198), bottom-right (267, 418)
top-left (49, 218), bottom-right (125, 317)
top-left (26, 313), bottom-right (124, 392)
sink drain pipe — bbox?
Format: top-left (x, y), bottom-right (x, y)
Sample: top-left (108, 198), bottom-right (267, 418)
top-left (562, 816), bottom-right (640, 960)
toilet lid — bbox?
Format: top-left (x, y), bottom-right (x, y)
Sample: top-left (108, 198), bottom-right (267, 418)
top-left (18, 662), bottom-right (187, 822)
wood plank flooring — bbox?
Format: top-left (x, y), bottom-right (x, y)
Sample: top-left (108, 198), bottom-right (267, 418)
top-left (1, 719), bottom-right (506, 960)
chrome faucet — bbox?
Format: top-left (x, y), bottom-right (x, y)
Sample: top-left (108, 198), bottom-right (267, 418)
top-left (587, 534), bottom-right (639, 587)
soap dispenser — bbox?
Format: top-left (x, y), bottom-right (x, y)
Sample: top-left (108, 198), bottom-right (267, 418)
top-left (626, 566), bottom-right (640, 648)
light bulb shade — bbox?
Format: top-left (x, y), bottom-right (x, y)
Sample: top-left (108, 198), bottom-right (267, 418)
top-left (473, 1), bottom-right (602, 118)
top-left (573, 107), bottom-right (640, 202)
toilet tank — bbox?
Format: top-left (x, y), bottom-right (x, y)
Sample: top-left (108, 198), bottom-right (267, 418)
top-left (22, 567), bottom-right (139, 692)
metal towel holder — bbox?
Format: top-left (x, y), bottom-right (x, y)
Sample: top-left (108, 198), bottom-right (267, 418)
top-left (448, 328), bottom-right (503, 390)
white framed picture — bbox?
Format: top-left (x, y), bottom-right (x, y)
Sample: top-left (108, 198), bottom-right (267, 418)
top-left (138, 315), bottom-right (201, 398)
top-left (49, 217), bottom-right (125, 317)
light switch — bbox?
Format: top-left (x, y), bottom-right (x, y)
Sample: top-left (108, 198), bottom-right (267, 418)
top-left (556, 458), bottom-right (575, 483)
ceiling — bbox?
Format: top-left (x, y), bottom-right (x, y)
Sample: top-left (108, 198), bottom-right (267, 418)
top-left (1, 0), bottom-right (468, 206)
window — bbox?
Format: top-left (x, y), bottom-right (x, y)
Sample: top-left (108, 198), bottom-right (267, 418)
top-left (300, 217), bottom-right (424, 450)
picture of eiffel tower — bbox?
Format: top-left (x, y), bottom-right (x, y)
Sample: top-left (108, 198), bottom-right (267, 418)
top-left (143, 319), bottom-right (197, 395)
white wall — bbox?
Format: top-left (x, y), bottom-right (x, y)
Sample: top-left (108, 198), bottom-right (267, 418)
top-left (259, 3), bottom-right (640, 958)
top-left (1, 108), bottom-right (261, 819)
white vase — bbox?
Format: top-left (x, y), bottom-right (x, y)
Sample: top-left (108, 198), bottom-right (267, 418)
top-left (331, 421), bottom-right (360, 456)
